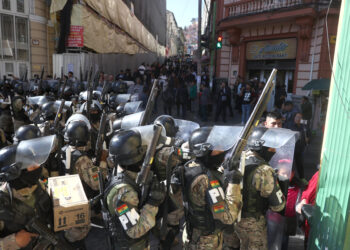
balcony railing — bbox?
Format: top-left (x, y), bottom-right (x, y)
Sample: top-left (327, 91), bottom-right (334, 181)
top-left (225, 0), bottom-right (304, 17)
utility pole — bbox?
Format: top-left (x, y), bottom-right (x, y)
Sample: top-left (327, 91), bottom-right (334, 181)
top-left (197, 0), bottom-right (202, 91)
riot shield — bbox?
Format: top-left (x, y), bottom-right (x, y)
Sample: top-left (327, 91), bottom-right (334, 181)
top-left (116, 94), bottom-right (131, 104)
top-left (65, 114), bottom-right (91, 130)
top-left (27, 96), bottom-right (54, 106)
top-left (119, 111), bottom-right (144, 129)
top-left (130, 94), bottom-right (139, 102)
top-left (262, 128), bottom-right (298, 180)
top-left (79, 100), bottom-right (102, 113)
top-left (131, 124), bottom-right (166, 146)
top-left (79, 90), bottom-right (102, 101)
top-left (206, 126), bottom-right (244, 151)
top-left (54, 100), bottom-right (72, 111)
top-left (174, 119), bottom-right (200, 141)
top-left (16, 135), bottom-right (56, 169)
top-left (124, 101), bottom-right (143, 115)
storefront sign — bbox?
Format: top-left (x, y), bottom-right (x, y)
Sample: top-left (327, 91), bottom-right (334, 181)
top-left (246, 38), bottom-right (297, 60)
top-left (67, 25), bottom-right (84, 47)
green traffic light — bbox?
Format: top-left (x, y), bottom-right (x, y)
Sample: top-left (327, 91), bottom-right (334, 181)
top-left (216, 42), bottom-right (222, 49)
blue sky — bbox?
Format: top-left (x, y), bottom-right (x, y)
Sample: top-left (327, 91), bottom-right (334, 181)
top-left (167, 0), bottom-right (198, 28)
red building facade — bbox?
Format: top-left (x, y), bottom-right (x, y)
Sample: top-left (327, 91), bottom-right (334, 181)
top-left (215, 0), bottom-right (340, 97)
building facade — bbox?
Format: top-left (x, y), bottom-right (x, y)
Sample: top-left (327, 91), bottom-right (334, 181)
top-left (0, 0), bottom-right (54, 78)
top-left (216, 0), bottom-right (340, 97)
top-left (166, 10), bottom-right (185, 57)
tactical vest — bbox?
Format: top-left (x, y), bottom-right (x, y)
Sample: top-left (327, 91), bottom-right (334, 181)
top-left (103, 172), bottom-right (148, 250)
top-left (241, 156), bottom-right (269, 219)
top-left (181, 160), bottom-right (226, 237)
top-left (0, 183), bottom-right (52, 237)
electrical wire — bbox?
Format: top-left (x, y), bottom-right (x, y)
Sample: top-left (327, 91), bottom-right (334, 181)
top-left (325, 0), bottom-right (350, 119)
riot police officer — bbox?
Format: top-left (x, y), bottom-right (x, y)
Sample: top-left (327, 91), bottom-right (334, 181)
top-left (13, 124), bottom-right (41, 144)
top-left (103, 130), bottom-right (165, 249)
top-left (62, 119), bottom-right (107, 198)
top-left (234, 127), bottom-right (286, 250)
top-left (171, 127), bottom-right (242, 249)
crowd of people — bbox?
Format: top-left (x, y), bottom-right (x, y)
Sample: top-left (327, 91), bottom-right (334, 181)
top-left (0, 58), bottom-right (318, 250)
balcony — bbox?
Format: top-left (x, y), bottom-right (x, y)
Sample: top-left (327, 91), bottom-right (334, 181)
top-left (224, 0), bottom-right (331, 18)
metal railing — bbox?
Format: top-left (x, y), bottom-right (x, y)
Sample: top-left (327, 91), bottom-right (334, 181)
top-left (225, 0), bottom-right (304, 17)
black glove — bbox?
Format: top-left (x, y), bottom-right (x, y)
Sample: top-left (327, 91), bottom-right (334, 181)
top-left (224, 168), bottom-right (242, 184)
top-left (146, 179), bottom-right (166, 207)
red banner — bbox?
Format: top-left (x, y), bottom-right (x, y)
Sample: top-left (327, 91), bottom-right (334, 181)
top-left (67, 25), bottom-right (84, 47)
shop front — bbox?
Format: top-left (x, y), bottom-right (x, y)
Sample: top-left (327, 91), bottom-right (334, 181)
top-left (244, 38), bottom-right (297, 110)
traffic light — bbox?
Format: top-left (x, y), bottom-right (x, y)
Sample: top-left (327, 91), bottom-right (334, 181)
top-left (216, 36), bottom-right (222, 49)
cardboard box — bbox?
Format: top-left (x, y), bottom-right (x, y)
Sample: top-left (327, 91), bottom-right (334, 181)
top-left (48, 174), bottom-right (90, 232)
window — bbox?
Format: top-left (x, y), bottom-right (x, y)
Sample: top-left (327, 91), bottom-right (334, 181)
top-left (1, 14), bottom-right (15, 59)
top-left (18, 62), bottom-right (26, 78)
top-left (2, 0), bottom-right (11, 10)
top-left (15, 16), bottom-right (27, 60)
top-left (5, 62), bottom-right (14, 73)
top-left (16, 0), bottom-right (24, 13)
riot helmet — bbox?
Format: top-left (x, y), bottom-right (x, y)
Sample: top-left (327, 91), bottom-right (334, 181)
top-left (79, 100), bottom-right (102, 123)
top-left (189, 127), bottom-right (213, 157)
top-left (112, 118), bottom-right (122, 131)
top-left (116, 103), bottom-right (126, 118)
top-left (108, 130), bottom-right (146, 170)
top-left (246, 127), bottom-right (268, 151)
top-left (0, 145), bottom-right (20, 182)
top-left (41, 101), bottom-right (57, 121)
top-left (64, 120), bottom-right (89, 147)
top-left (14, 125), bottom-right (41, 144)
top-left (154, 115), bottom-right (178, 137)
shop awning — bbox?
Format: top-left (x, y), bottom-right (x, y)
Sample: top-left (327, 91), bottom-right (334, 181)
top-left (302, 78), bottom-right (330, 91)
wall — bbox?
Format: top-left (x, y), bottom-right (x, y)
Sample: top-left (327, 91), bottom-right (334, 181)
top-left (30, 0), bottom-right (53, 77)
top-left (309, 1), bottom-right (350, 249)
top-left (53, 52), bottom-right (164, 80)
top-left (124, 0), bottom-right (166, 46)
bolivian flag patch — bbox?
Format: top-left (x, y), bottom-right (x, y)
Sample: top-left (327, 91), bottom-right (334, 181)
top-left (116, 204), bottom-right (129, 215)
top-left (210, 180), bottom-right (220, 188)
top-left (213, 204), bottom-right (225, 213)
top-left (92, 173), bottom-right (99, 181)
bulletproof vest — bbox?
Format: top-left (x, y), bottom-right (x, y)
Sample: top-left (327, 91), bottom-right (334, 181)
top-left (241, 156), bottom-right (269, 219)
top-left (0, 184), bottom-right (52, 237)
top-left (104, 172), bottom-right (148, 249)
top-left (181, 160), bottom-right (225, 236)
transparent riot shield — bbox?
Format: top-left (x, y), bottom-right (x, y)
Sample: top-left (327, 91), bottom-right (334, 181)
top-left (116, 94), bottom-right (131, 104)
top-left (54, 100), bottom-right (72, 111)
top-left (206, 126), bottom-right (244, 151)
top-left (79, 90), bottom-right (101, 101)
top-left (16, 135), bottom-right (56, 169)
top-left (124, 101), bottom-right (143, 115)
top-left (131, 124), bottom-right (166, 146)
top-left (120, 111), bottom-right (144, 129)
top-left (27, 96), bottom-right (53, 106)
top-left (65, 114), bottom-right (91, 130)
top-left (174, 119), bottom-right (200, 141)
top-left (261, 128), bottom-right (298, 180)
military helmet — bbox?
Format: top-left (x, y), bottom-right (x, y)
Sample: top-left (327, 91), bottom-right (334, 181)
top-left (246, 127), bottom-right (268, 151)
top-left (64, 120), bottom-right (89, 147)
top-left (0, 145), bottom-right (20, 182)
top-left (41, 102), bottom-right (57, 121)
top-left (109, 130), bottom-right (145, 167)
top-left (14, 125), bottom-right (41, 144)
top-left (154, 115), bottom-right (178, 137)
top-left (189, 127), bottom-right (213, 157)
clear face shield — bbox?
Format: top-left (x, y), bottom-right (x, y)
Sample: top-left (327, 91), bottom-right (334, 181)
top-left (174, 119), bottom-right (200, 142)
top-left (16, 135), bottom-right (57, 170)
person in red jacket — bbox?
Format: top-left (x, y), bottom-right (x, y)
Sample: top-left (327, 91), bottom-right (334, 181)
top-left (296, 170), bottom-right (319, 249)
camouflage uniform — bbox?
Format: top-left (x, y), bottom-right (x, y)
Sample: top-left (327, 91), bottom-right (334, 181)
top-left (230, 150), bottom-right (286, 250)
top-left (105, 169), bottom-right (158, 249)
top-left (173, 160), bottom-right (242, 250)
top-left (12, 95), bottom-right (29, 131)
top-left (0, 178), bottom-right (88, 249)
top-left (64, 145), bottom-right (107, 194)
